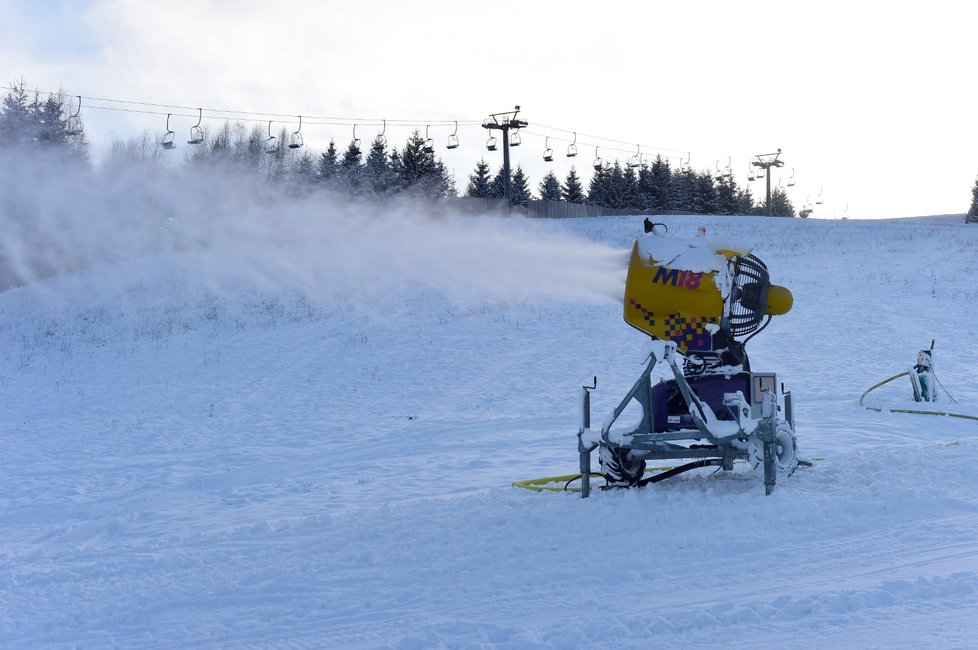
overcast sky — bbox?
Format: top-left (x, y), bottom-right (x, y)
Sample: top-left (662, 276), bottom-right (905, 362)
top-left (3, 0), bottom-right (976, 219)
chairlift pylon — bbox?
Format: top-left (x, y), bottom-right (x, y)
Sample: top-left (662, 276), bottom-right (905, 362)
top-left (423, 125), bottom-right (435, 154)
top-left (161, 113), bottom-right (176, 150)
top-left (289, 115), bottom-right (304, 149)
top-left (188, 108), bottom-right (204, 145)
top-left (66, 95), bottom-right (83, 136)
top-left (265, 120), bottom-right (278, 153)
top-left (446, 120), bottom-right (459, 150)
top-left (567, 132), bottom-right (578, 158)
top-left (543, 137), bottom-right (553, 162)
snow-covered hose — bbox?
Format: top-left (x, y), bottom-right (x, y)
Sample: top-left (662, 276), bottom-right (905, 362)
top-left (860, 372), bottom-right (978, 421)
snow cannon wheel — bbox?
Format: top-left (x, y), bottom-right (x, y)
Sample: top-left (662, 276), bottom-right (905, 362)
top-left (748, 420), bottom-right (798, 479)
top-left (599, 445), bottom-right (646, 488)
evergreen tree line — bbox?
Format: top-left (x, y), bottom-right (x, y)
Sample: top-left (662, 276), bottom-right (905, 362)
top-left (0, 80), bottom-right (788, 215)
top-left (466, 155), bottom-right (798, 217)
top-left (7, 80), bottom-right (975, 220)
top-left (0, 80), bottom-right (87, 163)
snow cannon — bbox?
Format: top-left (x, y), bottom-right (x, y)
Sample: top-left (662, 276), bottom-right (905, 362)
top-left (623, 238), bottom-right (793, 356)
top-left (576, 229), bottom-right (804, 497)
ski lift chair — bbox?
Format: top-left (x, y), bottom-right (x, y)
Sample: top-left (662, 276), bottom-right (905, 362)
top-left (351, 124), bottom-right (361, 153)
top-left (446, 121), bottom-right (459, 149)
top-left (187, 108), bottom-right (204, 145)
top-left (264, 121), bottom-right (278, 153)
top-left (161, 113), bottom-right (176, 150)
top-left (487, 134), bottom-right (497, 151)
top-left (543, 137), bottom-right (554, 162)
top-left (593, 147), bottom-right (604, 170)
top-left (629, 145), bottom-right (641, 169)
top-left (66, 96), bottom-right (83, 136)
top-left (567, 132), bottom-right (578, 158)
top-left (288, 115), bottom-right (304, 149)
top-left (424, 125), bottom-right (435, 154)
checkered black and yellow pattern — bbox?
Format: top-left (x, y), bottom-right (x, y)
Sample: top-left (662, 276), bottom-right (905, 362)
top-left (628, 299), bottom-right (718, 351)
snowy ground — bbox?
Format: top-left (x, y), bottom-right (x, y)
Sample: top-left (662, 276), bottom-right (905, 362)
top-left (2, 194), bottom-right (978, 648)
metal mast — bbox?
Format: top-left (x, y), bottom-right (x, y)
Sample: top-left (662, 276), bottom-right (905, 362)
top-left (482, 106), bottom-right (528, 206)
top-left (752, 149), bottom-right (785, 216)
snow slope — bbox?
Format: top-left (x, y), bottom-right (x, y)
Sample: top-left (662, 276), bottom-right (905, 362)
top-left (1, 186), bottom-right (978, 648)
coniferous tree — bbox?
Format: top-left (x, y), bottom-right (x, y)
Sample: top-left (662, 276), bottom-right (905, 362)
top-left (562, 167), bottom-right (585, 203)
top-left (510, 165), bottom-right (531, 207)
top-left (761, 187), bottom-right (796, 217)
top-left (602, 161), bottom-right (624, 208)
top-left (285, 151), bottom-right (318, 194)
top-left (317, 140), bottom-right (339, 185)
top-left (671, 168), bottom-right (696, 212)
top-left (398, 130), bottom-right (452, 197)
top-left (338, 138), bottom-right (364, 196)
top-left (637, 164), bottom-right (654, 210)
top-left (0, 81), bottom-right (33, 148)
top-left (715, 173), bottom-right (738, 214)
top-left (433, 159), bottom-right (456, 197)
top-left (538, 170), bottom-right (563, 201)
top-left (489, 166), bottom-right (506, 199)
top-left (388, 147), bottom-right (402, 184)
top-left (647, 155), bottom-right (673, 211)
top-left (466, 159), bottom-right (493, 198)
top-left (735, 186), bottom-right (755, 215)
top-left (0, 81), bottom-right (86, 160)
top-left (364, 135), bottom-right (395, 195)
top-left (587, 164), bottom-right (610, 206)
top-left (621, 163), bottom-right (642, 210)
top-left (397, 130), bottom-right (429, 190)
top-left (694, 171), bottom-right (719, 214)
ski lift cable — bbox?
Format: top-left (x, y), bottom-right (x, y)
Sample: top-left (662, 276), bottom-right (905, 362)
top-left (8, 84), bottom-right (777, 171)
top-left (11, 84), bottom-right (738, 165)
top-left (523, 127), bottom-right (754, 169)
top-left (0, 84), bottom-right (481, 130)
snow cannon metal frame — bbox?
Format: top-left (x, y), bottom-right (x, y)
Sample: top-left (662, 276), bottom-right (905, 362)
top-left (576, 232), bottom-right (800, 497)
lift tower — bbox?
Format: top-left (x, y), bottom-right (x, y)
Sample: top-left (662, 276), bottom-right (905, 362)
top-left (752, 149), bottom-right (785, 216)
top-left (483, 106), bottom-right (528, 207)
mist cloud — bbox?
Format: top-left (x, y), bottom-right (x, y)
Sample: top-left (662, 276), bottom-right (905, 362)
top-left (0, 150), bottom-right (626, 308)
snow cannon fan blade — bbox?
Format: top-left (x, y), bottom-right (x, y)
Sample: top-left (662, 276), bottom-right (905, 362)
top-left (728, 254), bottom-right (780, 337)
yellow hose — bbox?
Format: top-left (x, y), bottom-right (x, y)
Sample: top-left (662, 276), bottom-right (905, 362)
top-left (860, 371), bottom-right (978, 421)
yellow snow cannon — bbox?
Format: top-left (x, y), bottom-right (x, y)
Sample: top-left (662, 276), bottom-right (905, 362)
top-left (623, 237), bottom-right (792, 353)
top-left (576, 230), bottom-right (803, 499)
